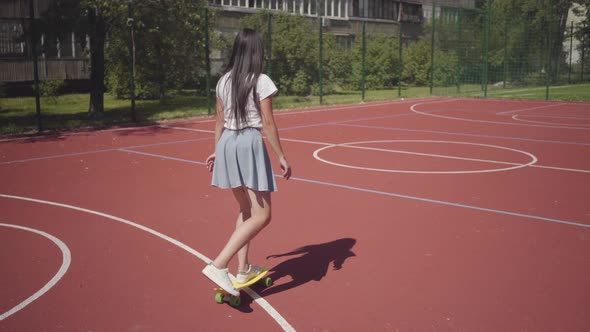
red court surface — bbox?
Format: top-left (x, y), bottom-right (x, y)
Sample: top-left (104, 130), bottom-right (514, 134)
top-left (1, 97), bottom-right (589, 331)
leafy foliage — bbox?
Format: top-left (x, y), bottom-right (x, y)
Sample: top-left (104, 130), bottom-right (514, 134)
top-left (105, 0), bottom-right (209, 100)
top-left (239, 12), bottom-right (319, 96)
top-left (349, 34), bottom-right (400, 89)
top-left (403, 38), bottom-right (431, 86)
top-left (38, 80), bottom-right (65, 104)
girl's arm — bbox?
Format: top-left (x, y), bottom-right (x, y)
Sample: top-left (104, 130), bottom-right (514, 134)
top-left (206, 98), bottom-right (225, 172)
top-left (260, 97), bottom-right (291, 179)
top-left (213, 97), bottom-right (225, 146)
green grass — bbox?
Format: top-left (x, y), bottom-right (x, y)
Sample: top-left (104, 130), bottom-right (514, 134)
top-left (1, 83), bottom-right (588, 135)
top-left (485, 83), bottom-right (590, 101)
top-left (432, 83), bottom-right (590, 101)
top-left (0, 87), bottom-right (432, 135)
top-left (0, 91), bottom-right (211, 135)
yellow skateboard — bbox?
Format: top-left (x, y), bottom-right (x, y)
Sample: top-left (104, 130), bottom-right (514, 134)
top-left (213, 269), bottom-right (272, 307)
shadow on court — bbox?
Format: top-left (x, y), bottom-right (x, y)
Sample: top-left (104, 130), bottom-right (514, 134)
top-left (262, 238), bottom-right (357, 296)
top-left (227, 238), bottom-right (357, 312)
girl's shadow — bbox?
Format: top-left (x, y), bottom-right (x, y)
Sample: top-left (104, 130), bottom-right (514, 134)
top-left (260, 238), bottom-right (357, 297)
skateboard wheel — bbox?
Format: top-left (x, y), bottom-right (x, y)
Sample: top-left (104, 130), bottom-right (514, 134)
top-left (263, 277), bottom-right (273, 287)
top-left (214, 292), bottom-right (225, 304)
top-left (229, 295), bottom-right (241, 307)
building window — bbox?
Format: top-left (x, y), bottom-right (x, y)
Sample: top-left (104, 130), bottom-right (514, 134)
top-left (210, 0), bottom-right (349, 19)
top-left (351, 0), bottom-right (400, 21)
top-left (43, 34), bottom-right (59, 58)
top-left (0, 21), bottom-right (25, 58)
top-left (335, 34), bottom-right (354, 50)
top-left (400, 2), bottom-right (422, 23)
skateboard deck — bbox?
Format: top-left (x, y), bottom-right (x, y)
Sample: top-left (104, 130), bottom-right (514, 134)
top-left (213, 269), bottom-right (272, 307)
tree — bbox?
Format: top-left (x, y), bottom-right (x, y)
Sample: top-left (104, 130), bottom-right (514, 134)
top-left (572, 1), bottom-right (590, 79)
top-left (106, 0), bottom-right (209, 100)
top-left (350, 34), bottom-right (400, 89)
top-left (41, 0), bottom-right (126, 115)
top-left (240, 12), bottom-right (319, 96)
top-left (491, 0), bottom-right (575, 82)
top-left (403, 37), bottom-right (431, 86)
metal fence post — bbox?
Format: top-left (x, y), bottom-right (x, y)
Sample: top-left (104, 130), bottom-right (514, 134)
top-left (546, 22), bottom-right (552, 100)
top-left (582, 22), bottom-right (586, 82)
top-left (398, 21), bottom-right (402, 97)
top-left (503, 14), bottom-right (508, 89)
top-left (482, 0), bottom-right (490, 98)
top-left (362, 19), bottom-right (366, 101)
top-left (456, 7), bottom-right (463, 93)
top-left (128, 0), bottom-right (137, 121)
top-left (29, 0), bottom-right (42, 132)
top-left (569, 21), bottom-right (573, 84)
top-left (205, 7), bottom-right (211, 115)
top-left (429, 3), bottom-right (435, 95)
top-left (319, 16), bottom-right (323, 104)
top-left (267, 12), bottom-right (272, 77)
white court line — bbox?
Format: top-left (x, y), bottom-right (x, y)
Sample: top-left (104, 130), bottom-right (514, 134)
top-left (512, 114), bottom-right (590, 121)
top-left (411, 102), bottom-right (590, 130)
top-left (532, 164), bottom-right (590, 173)
top-left (496, 103), bottom-right (568, 115)
top-left (279, 137), bottom-right (590, 174)
top-left (0, 97), bottom-right (439, 143)
top-left (158, 125), bottom-right (214, 133)
top-left (335, 143), bottom-right (533, 167)
top-left (270, 96), bottom-right (441, 117)
top-left (0, 194), bottom-right (295, 332)
top-left (512, 114), bottom-right (590, 127)
top-left (0, 223), bottom-right (71, 321)
top-left (115, 148), bottom-right (590, 229)
top-left (149, 126), bottom-right (590, 174)
top-left (312, 140), bottom-right (538, 174)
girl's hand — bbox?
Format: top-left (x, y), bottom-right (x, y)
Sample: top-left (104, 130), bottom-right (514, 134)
top-left (279, 156), bottom-right (291, 180)
top-left (205, 153), bottom-right (215, 172)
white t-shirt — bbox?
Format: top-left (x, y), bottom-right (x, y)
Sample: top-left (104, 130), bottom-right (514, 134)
top-left (216, 73), bottom-right (278, 130)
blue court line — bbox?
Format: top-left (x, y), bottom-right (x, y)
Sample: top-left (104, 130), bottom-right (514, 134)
top-left (0, 137), bottom-right (212, 165)
top-left (119, 148), bottom-right (207, 165)
top-left (335, 123), bottom-right (590, 147)
top-left (0, 148), bottom-right (118, 165)
top-left (279, 108), bottom-right (463, 132)
top-left (3, 105), bottom-right (588, 165)
top-left (0, 111), bottom-right (426, 165)
top-left (279, 111), bottom-right (420, 132)
top-left (117, 148), bottom-right (590, 229)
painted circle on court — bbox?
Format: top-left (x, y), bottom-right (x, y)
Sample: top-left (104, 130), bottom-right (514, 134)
top-left (0, 223), bottom-right (71, 321)
top-left (411, 101), bottom-right (590, 130)
top-left (313, 140), bottom-right (538, 174)
top-left (0, 195), bottom-right (294, 331)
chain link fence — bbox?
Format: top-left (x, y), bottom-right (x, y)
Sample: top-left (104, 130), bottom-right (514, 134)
top-left (1, 0), bottom-right (589, 133)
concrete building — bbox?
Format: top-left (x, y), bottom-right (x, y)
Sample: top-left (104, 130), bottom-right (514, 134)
top-left (208, 0), bottom-right (425, 73)
top-left (0, 0), bottom-right (89, 83)
top-left (209, 0), bottom-right (424, 44)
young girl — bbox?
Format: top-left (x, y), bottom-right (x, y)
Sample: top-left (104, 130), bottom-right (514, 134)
top-left (202, 29), bottom-right (291, 296)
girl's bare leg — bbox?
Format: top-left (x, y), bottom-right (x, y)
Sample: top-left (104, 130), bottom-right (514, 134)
top-left (232, 187), bottom-right (252, 272)
top-left (212, 186), bottom-right (271, 270)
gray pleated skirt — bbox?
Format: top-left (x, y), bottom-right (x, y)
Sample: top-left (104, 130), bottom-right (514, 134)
top-left (211, 127), bottom-right (277, 192)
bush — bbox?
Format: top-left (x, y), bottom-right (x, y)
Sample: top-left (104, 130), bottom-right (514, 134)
top-left (106, 62), bottom-right (131, 99)
top-left (34, 80), bottom-right (65, 104)
top-left (433, 50), bottom-right (459, 86)
top-left (351, 34), bottom-right (401, 90)
top-left (403, 38), bottom-right (431, 86)
top-left (0, 82), bottom-right (5, 110)
top-left (241, 12), bottom-right (319, 96)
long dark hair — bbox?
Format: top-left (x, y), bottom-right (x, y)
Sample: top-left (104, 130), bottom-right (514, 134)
top-left (224, 29), bottom-right (265, 129)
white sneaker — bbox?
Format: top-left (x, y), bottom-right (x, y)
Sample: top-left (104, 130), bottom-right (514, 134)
top-left (202, 263), bottom-right (239, 296)
top-left (236, 264), bottom-right (265, 285)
